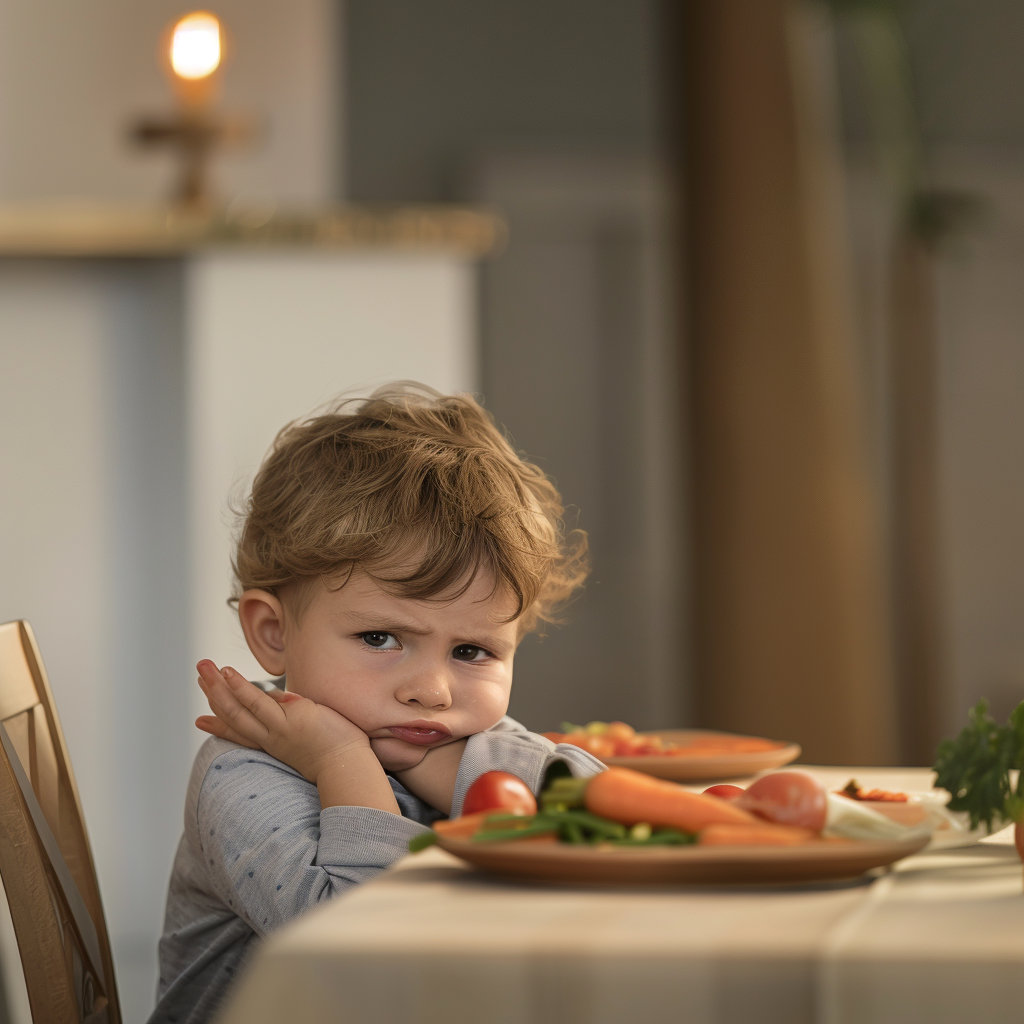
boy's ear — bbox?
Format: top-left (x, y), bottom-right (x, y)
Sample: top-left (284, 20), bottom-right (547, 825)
top-left (238, 590), bottom-right (288, 677)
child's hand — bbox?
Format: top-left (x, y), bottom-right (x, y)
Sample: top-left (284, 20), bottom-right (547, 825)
top-left (195, 661), bottom-right (370, 786)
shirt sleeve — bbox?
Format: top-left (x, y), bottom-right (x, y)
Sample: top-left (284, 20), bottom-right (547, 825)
top-left (450, 725), bottom-right (606, 817)
top-left (195, 749), bottom-right (429, 936)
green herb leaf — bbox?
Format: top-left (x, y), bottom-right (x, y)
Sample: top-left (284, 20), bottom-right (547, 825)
top-left (932, 699), bottom-right (1023, 830)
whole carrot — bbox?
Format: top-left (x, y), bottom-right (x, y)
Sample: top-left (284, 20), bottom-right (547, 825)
top-left (698, 822), bottom-right (816, 846)
top-left (585, 766), bottom-right (757, 831)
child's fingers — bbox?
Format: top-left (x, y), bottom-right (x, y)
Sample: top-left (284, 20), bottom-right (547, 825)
top-left (197, 662), bottom-right (273, 741)
top-left (220, 666), bottom-right (292, 723)
top-left (264, 687), bottom-right (302, 704)
top-left (195, 715), bottom-right (261, 750)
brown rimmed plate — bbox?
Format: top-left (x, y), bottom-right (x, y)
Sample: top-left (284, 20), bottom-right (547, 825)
top-left (435, 833), bottom-right (929, 885)
top-left (601, 730), bottom-right (801, 781)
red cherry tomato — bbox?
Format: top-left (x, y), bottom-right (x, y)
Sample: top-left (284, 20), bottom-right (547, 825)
top-left (462, 771), bottom-right (537, 816)
top-left (735, 771), bottom-right (827, 831)
top-left (702, 784), bottom-right (745, 800)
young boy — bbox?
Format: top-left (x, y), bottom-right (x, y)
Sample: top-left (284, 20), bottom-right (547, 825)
top-left (149, 384), bottom-right (603, 1024)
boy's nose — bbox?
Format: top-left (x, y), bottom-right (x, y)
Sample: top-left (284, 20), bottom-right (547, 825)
top-left (395, 670), bottom-right (452, 711)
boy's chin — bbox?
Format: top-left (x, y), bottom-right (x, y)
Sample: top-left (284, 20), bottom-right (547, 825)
top-left (369, 736), bottom-right (431, 772)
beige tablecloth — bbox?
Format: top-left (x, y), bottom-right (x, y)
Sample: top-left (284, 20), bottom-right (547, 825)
top-left (216, 768), bottom-right (1024, 1024)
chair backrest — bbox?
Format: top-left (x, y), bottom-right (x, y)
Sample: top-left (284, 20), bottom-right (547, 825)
top-left (0, 621), bottom-right (120, 1024)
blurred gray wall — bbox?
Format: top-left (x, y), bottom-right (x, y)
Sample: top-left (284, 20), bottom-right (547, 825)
top-left (346, 0), bottom-right (687, 732)
top-left (346, 0), bottom-right (662, 201)
top-left (838, 0), bottom-right (1024, 735)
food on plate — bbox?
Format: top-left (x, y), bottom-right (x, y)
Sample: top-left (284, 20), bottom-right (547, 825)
top-left (462, 770), bottom-right (538, 817)
top-left (432, 811), bottom-right (498, 840)
top-left (735, 771), bottom-right (828, 831)
top-left (822, 789), bottom-right (927, 841)
top-left (698, 822), bottom-right (819, 846)
top-left (412, 765), bottom-right (929, 854)
top-left (583, 766), bottom-right (757, 830)
top-left (933, 697), bottom-right (1024, 857)
top-left (839, 779), bottom-right (909, 802)
top-left (543, 721), bottom-right (785, 760)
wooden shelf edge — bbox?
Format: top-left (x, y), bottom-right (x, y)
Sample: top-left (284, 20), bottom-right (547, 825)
top-left (0, 203), bottom-right (507, 258)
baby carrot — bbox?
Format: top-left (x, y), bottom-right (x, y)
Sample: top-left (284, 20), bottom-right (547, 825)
top-left (584, 767), bottom-right (757, 831)
top-left (698, 822), bottom-right (817, 846)
top-left (433, 811), bottom-right (494, 839)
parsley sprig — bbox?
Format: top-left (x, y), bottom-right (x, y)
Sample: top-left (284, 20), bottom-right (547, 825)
top-left (933, 699), bottom-right (1024, 830)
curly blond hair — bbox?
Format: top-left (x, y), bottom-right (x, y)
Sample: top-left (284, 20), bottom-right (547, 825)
top-left (231, 383), bottom-right (588, 636)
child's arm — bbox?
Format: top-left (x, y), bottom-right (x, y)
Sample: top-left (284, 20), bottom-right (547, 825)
top-left (391, 739), bottom-right (468, 815)
top-left (195, 661), bottom-right (400, 815)
top-left (192, 742), bottom-right (429, 937)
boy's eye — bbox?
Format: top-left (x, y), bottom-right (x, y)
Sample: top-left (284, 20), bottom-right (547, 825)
top-left (452, 644), bottom-right (489, 662)
top-left (359, 632), bottom-right (400, 650)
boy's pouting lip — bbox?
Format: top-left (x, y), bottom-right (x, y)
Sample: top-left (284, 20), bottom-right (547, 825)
top-left (377, 721), bottom-right (452, 745)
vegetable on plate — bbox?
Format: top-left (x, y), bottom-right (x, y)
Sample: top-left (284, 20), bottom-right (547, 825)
top-left (582, 766), bottom-right (756, 830)
top-left (462, 770), bottom-right (538, 817)
top-left (702, 784), bottom-right (745, 800)
top-left (734, 771), bottom-right (828, 831)
top-left (411, 764), bottom-right (933, 854)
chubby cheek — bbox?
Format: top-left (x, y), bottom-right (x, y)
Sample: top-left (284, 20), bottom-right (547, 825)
top-left (290, 660), bottom-right (389, 728)
top-left (458, 676), bottom-right (512, 730)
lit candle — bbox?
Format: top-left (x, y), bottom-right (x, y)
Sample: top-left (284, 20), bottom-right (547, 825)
top-left (132, 10), bottom-right (253, 209)
top-left (170, 12), bottom-right (222, 80)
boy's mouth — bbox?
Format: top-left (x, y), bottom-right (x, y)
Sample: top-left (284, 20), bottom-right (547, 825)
top-left (380, 721), bottom-right (452, 746)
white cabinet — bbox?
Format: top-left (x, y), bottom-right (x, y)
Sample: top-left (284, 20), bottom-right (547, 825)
top-left (0, 240), bottom-right (477, 1012)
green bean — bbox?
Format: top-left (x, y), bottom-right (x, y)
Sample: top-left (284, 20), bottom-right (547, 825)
top-left (551, 810), bottom-right (627, 839)
top-left (471, 824), bottom-right (558, 843)
top-left (560, 820), bottom-right (586, 844)
top-left (540, 776), bottom-right (588, 810)
top-left (481, 812), bottom-right (533, 827)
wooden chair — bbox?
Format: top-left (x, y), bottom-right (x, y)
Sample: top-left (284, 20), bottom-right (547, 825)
top-left (0, 620), bottom-right (120, 1024)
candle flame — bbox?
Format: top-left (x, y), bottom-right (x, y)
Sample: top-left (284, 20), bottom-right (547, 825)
top-left (170, 12), bottom-right (222, 80)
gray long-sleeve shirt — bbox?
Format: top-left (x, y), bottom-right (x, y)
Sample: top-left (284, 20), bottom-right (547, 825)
top-left (148, 717), bottom-right (603, 1024)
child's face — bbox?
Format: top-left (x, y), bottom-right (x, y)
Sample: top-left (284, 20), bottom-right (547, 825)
top-left (241, 570), bottom-right (519, 771)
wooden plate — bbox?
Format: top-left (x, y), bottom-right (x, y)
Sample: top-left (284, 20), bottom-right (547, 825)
top-left (436, 833), bottom-right (929, 885)
top-left (602, 730), bottom-right (801, 781)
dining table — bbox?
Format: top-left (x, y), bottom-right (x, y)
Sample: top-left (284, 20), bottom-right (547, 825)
top-left (214, 766), bottom-right (1024, 1024)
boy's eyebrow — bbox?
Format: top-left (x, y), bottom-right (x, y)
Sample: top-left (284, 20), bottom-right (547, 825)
top-left (345, 612), bottom-right (431, 635)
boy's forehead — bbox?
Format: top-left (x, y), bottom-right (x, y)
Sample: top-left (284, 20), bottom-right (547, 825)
top-left (316, 568), bottom-right (518, 625)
